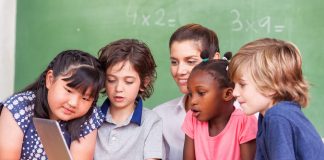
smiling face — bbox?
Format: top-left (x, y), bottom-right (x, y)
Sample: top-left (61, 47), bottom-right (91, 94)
top-left (105, 60), bottom-right (141, 110)
top-left (232, 73), bottom-right (274, 116)
top-left (187, 70), bottom-right (227, 121)
top-left (170, 40), bottom-right (202, 94)
top-left (46, 70), bottom-right (94, 121)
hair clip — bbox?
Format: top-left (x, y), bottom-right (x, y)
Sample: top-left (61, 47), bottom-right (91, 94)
top-left (226, 66), bottom-right (228, 71)
top-left (201, 50), bottom-right (209, 62)
top-left (202, 58), bottom-right (208, 62)
top-left (222, 56), bottom-right (228, 61)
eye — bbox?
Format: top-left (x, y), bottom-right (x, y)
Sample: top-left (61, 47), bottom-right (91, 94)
top-left (64, 87), bottom-right (72, 93)
top-left (187, 59), bottom-right (198, 66)
top-left (82, 96), bottom-right (93, 102)
top-left (238, 82), bottom-right (246, 88)
top-left (107, 79), bottom-right (115, 83)
top-left (197, 91), bottom-right (206, 96)
top-left (170, 59), bottom-right (178, 66)
top-left (126, 81), bottom-right (134, 85)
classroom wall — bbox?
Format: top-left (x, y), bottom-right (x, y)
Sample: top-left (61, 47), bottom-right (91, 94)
top-left (14, 0), bottom-right (324, 136)
top-left (0, 0), bottom-right (16, 101)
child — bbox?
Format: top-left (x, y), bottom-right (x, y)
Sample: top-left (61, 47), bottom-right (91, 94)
top-left (153, 23), bottom-right (221, 160)
top-left (182, 51), bottom-right (257, 160)
top-left (228, 38), bottom-right (324, 159)
top-left (0, 50), bottom-right (105, 159)
top-left (94, 39), bottom-right (163, 160)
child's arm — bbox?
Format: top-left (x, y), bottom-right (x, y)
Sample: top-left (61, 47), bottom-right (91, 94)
top-left (240, 139), bottom-right (256, 160)
top-left (0, 107), bottom-right (24, 160)
top-left (70, 129), bottom-right (98, 160)
top-left (183, 135), bottom-right (195, 160)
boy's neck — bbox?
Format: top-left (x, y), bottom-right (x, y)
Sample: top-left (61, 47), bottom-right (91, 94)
top-left (109, 104), bottom-right (136, 125)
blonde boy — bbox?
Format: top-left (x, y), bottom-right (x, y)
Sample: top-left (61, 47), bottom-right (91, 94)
top-left (229, 38), bottom-right (324, 159)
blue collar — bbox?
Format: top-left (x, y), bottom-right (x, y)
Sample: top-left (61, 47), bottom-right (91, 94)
top-left (100, 97), bottom-right (143, 126)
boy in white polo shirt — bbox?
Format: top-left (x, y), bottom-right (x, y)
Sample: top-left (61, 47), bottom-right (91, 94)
top-left (94, 39), bottom-right (162, 160)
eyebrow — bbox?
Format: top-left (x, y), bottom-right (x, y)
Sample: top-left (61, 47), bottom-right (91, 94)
top-left (107, 74), bottom-right (136, 79)
top-left (170, 55), bottom-right (200, 59)
top-left (192, 84), bottom-right (209, 89)
top-left (124, 76), bottom-right (136, 80)
top-left (185, 56), bottom-right (200, 60)
top-left (237, 77), bottom-right (247, 83)
top-left (83, 93), bottom-right (92, 97)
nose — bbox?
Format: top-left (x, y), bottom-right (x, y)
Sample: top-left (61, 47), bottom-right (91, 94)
top-left (177, 63), bottom-right (189, 75)
top-left (233, 84), bottom-right (239, 98)
top-left (68, 94), bottom-right (79, 108)
top-left (115, 81), bottom-right (124, 92)
top-left (190, 94), bottom-right (198, 107)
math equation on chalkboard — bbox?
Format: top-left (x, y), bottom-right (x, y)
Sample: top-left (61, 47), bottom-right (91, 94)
top-left (125, 5), bottom-right (286, 33)
top-left (230, 9), bottom-right (285, 34)
top-left (126, 5), bottom-right (177, 28)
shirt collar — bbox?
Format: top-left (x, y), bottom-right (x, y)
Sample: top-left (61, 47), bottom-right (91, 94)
top-left (100, 97), bottom-right (143, 126)
top-left (176, 95), bottom-right (186, 110)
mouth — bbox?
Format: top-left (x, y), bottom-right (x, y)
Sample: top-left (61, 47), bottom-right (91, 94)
top-left (177, 79), bottom-right (187, 86)
top-left (113, 96), bottom-right (124, 102)
top-left (62, 107), bottom-right (75, 115)
top-left (191, 108), bottom-right (200, 117)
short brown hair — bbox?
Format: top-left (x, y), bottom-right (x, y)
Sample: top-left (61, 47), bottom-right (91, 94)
top-left (229, 38), bottom-right (309, 107)
top-left (98, 39), bottom-right (157, 100)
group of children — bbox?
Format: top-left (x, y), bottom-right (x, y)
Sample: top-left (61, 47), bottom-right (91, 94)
top-left (0, 23), bottom-right (323, 160)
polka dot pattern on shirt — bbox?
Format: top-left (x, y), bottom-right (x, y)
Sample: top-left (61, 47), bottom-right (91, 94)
top-left (3, 91), bottom-right (105, 159)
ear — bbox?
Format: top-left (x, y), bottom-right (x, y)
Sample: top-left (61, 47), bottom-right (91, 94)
top-left (45, 70), bottom-right (55, 89)
top-left (139, 77), bottom-right (151, 92)
top-left (222, 88), bottom-right (234, 101)
top-left (213, 52), bottom-right (220, 60)
top-left (265, 89), bottom-right (276, 97)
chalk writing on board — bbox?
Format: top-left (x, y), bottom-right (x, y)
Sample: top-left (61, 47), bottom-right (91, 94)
top-left (231, 9), bottom-right (285, 33)
top-left (126, 5), bottom-right (176, 27)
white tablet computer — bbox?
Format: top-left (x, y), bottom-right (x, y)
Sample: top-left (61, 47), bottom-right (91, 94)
top-left (33, 117), bottom-right (73, 160)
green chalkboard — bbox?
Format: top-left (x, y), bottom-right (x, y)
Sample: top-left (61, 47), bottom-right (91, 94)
top-left (16, 0), bottom-right (324, 136)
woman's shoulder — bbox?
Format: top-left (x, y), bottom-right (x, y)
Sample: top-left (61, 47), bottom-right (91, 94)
top-left (142, 108), bottom-right (162, 122)
top-left (153, 96), bottom-right (185, 113)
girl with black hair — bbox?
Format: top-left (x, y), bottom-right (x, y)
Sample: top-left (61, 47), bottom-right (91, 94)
top-left (182, 51), bottom-right (257, 160)
top-left (0, 50), bottom-right (105, 159)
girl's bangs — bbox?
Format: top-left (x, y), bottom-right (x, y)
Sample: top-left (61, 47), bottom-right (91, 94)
top-left (63, 67), bottom-right (102, 98)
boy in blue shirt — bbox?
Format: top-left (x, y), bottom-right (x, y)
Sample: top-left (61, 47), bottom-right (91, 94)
top-left (229, 38), bottom-right (324, 159)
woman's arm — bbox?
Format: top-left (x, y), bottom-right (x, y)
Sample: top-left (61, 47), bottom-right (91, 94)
top-left (240, 139), bottom-right (256, 160)
top-left (183, 135), bottom-right (195, 160)
top-left (0, 107), bottom-right (24, 160)
top-left (70, 129), bottom-right (98, 160)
